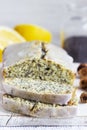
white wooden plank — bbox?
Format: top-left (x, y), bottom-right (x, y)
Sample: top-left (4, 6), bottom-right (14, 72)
top-left (0, 127), bottom-right (87, 130)
top-left (0, 116), bottom-right (12, 126)
top-left (3, 116), bottom-right (87, 126)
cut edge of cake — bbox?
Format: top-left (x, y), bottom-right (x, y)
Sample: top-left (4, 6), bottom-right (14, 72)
top-left (2, 78), bottom-right (75, 105)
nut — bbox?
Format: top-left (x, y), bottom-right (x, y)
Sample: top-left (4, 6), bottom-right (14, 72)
top-left (77, 63), bottom-right (87, 72)
top-left (77, 64), bottom-right (87, 78)
top-left (80, 78), bottom-right (87, 90)
top-left (80, 92), bottom-right (87, 103)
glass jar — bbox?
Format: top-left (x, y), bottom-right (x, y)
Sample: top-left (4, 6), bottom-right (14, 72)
top-left (60, 0), bottom-right (87, 63)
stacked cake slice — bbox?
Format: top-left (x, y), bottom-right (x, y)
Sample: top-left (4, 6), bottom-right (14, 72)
top-left (2, 41), bottom-right (77, 117)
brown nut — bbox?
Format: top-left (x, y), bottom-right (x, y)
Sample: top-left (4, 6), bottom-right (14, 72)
top-left (80, 92), bottom-right (87, 103)
top-left (77, 64), bottom-right (87, 78)
top-left (80, 78), bottom-right (87, 90)
top-left (77, 63), bottom-right (87, 72)
top-left (78, 66), bottom-right (87, 78)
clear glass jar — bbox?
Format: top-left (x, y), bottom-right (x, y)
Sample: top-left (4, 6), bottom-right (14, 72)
top-left (60, 0), bottom-right (87, 62)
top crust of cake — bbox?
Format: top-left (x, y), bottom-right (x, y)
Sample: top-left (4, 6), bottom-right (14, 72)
top-left (3, 41), bottom-right (73, 71)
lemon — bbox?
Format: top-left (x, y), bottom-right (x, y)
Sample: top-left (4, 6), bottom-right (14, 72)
top-left (14, 24), bottom-right (52, 43)
top-left (0, 26), bottom-right (26, 62)
top-left (0, 39), bottom-right (9, 62)
top-left (0, 27), bottom-right (26, 43)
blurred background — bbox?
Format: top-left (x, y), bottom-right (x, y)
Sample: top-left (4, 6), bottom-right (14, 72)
top-left (0, 0), bottom-right (73, 43)
top-left (0, 0), bottom-right (87, 62)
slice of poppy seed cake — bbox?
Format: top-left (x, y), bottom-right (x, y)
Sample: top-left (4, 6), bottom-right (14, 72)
top-left (2, 94), bottom-right (78, 118)
top-left (2, 41), bottom-right (75, 85)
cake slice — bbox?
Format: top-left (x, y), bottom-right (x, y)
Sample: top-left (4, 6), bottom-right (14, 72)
top-left (3, 78), bottom-right (73, 105)
top-left (2, 94), bottom-right (78, 118)
top-left (2, 41), bottom-right (75, 85)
